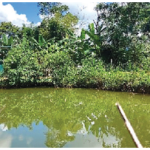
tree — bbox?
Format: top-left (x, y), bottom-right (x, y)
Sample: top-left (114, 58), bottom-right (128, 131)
top-left (94, 2), bottom-right (150, 65)
top-left (37, 3), bottom-right (78, 41)
top-left (0, 22), bottom-right (21, 38)
top-left (38, 17), bottom-right (67, 41)
top-left (37, 2), bottom-right (69, 16)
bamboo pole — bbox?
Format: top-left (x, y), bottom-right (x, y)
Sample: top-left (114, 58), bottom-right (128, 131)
top-left (0, 105), bottom-right (6, 113)
top-left (115, 102), bottom-right (143, 148)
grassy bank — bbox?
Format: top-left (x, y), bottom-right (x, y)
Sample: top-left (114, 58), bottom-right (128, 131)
top-left (1, 56), bottom-right (150, 94)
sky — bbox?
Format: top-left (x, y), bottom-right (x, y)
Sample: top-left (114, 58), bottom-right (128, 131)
top-left (2, 2), bottom-right (41, 25)
top-left (0, 2), bottom-right (98, 30)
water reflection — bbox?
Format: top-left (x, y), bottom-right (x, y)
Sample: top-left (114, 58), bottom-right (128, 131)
top-left (0, 88), bottom-right (149, 147)
top-left (0, 124), bottom-right (8, 131)
top-left (0, 130), bottom-right (12, 147)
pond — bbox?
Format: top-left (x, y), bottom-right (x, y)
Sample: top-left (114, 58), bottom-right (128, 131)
top-left (0, 87), bottom-right (150, 148)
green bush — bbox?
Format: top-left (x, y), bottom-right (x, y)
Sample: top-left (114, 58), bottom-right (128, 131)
top-left (43, 51), bottom-right (75, 87)
top-left (3, 44), bottom-right (44, 87)
top-left (74, 57), bottom-right (105, 87)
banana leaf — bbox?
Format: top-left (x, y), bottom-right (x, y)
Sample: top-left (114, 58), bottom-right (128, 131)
top-left (2, 34), bottom-right (8, 45)
top-left (88, 23), bottom-right (95, 35)
top-left (8, 36), bottom-right (13, 46)
top-left (38, 34), bottom-right (46, 46)
top-left (80, 29), bottom-right (85, 40)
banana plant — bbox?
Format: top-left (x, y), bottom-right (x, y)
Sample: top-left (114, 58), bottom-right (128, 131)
top-left (84, 23), bottom-right (100, 46)
top-left (78, 23), bottom-right (101, 57)
top-left (31, 34), bottom-right (48, 50)
top-left (0, 34), bottom-right (13, 46)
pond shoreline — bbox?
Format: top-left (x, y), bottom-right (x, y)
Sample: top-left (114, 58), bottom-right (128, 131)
top-left (0, 79), bottom-right (149, 95)
top-left (1, 70), bottom-right (150, 94)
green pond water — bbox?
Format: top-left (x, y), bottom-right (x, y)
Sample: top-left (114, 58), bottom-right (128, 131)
top-left (0, 87), bottom-right (150, 148)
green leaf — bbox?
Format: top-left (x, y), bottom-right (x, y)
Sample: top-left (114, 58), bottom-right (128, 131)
top-left (88, 23), bottom-right (95, 35)
top-left (8, 36), bottom-right (13, 46)
top-left (80, 29), bottom-right (85, 40)
top-left (2, 34), bottom-right (8, 45)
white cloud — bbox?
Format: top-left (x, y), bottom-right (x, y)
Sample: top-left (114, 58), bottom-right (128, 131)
top-left (0, 128), bottom-right (13, 148)
top-left (36, 22), bottom-right (41, 26)
top-left (0, 2), bottom-right (31, 27)
top-left (39, 14), bottom-right (46, 20)
top-left (62, 2), bottom-right (98, 36)
top-left (63, 2), bottom-right (97, 24)
top-left (34, 21), bottom-right (41, 27)
top-left (0, 124), bottom-right (8, 131)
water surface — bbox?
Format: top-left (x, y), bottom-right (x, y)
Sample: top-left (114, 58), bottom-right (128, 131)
top-left (0, 88), bottom-right (150, 148)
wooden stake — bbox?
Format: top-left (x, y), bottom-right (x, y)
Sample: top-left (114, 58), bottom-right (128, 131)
top-left (0, 105), bottom-right (6, 113)
top-left (115, 102), bottom-right (143, 148)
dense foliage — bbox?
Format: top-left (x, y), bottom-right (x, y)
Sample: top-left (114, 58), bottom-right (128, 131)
top-left (0, 2), bottom-right (150, 93)
top-left (94, 2), bottom-right (150, 65)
